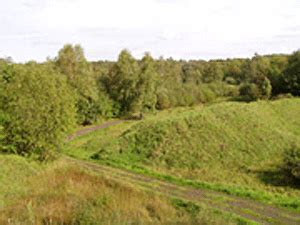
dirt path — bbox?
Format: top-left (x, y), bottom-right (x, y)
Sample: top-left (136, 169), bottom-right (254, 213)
top-left (66, 122), bottom-right (300, 225)
top-left (66, 120), bottom-right (124, 141)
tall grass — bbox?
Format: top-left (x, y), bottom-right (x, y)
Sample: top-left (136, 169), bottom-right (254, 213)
top-left (0, 155), bottom-right (246, 224)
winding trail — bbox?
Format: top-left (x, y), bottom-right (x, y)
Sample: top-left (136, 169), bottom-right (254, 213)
top-left (66, 120), bottom-right (124, 141)
top-left (66, 121), bottom-right (300, 225)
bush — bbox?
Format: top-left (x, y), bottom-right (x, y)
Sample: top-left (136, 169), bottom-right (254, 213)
top-left (282, 145), bottom-right (300, 184)
top-left (239, 77), bottom-right (272, 101)
top-left (200, 87), bottom-right (217, 103)
top-left (239, 83), bottom-right (260, 101)
top-left (2, 63), bottom-right (76, 159)
top-left (283, 50), bottom-right (300, 96)
top-left (76, 92), bottom-right (114, 125)
top-left (156, 89), bottom-right (172, 109)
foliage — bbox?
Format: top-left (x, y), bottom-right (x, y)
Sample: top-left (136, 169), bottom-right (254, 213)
top-left (181, 63), bottom-right (202, 84)
top-left (0, 112), bottom-right (11, 152)
top-left (239, 83), bottom-right (260, 101)
top-left (55, 44), bottom-right (111, 125)
top-left (283, 50), bottom-right (300, 96)
top-left (76, 89), bottom-right (114, 125)
top-left (0, 44), bottom-right (299, 159)
top-left (257, 76), bottom-right (272, 99)
top-left (282, 145), bottom-right (300, 183)
top-left (239, 77), bottom-right (271, 101)
top-left (134, 53), bottom-right (158, 112)
top-left (106, 50), bottom-right (140, 114)
top-left (267, 54), bottom-right (288, 95)
top-left (238, 55), bottom-right (273, 100)
top-left (202, 61), bottom-right (224, 83)
top-left (1, 62), bottom-right (76, 158)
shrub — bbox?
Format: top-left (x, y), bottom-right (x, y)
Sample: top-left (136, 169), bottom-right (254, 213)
top-left (156, 89), bottom-right (172, 109)
top-left (239, 83), bottom-right (260, 101)
top-left (239, 77), bottom-right (272, 101)
top-left (201, 87), bottom-right (217, 102)
top-left (282, 145), bottom-right (300, 184)
top-left (76, 92), bottom-right (114, 125)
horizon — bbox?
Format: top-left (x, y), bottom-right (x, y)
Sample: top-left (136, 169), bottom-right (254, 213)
top-left (1, 44), bottom-right (298, 63)
top-left (1, 0), bottom-right (300, 62)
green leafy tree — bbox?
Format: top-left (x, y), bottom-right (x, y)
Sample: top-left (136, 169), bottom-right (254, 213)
top-left (133, 53), bottom-right (158, 112)
top-left (267, 55), bottom-right (288, 95)
top-left (239, 78), bottom-right (272, 101)
top-left (56, 44), bottom-right (89, 80)
top-left (181, 63), bottom-right (202, 85)
top-left (223, 59), bottom-right (243, 84)
top-left (0, 59), bottom-right (15, 152)
top-left (107, 50), bottom-right (140, 114)
top-left (55, 44), bottom-right (107, 125)
top-left (2, 62), bottom-right (76, 159)
top-left (240, 55), bottom-right (272, 100)
top-left (202, 62), bottom-right (224, 83)
top-left (155, 58), bottom-right (184, 108)
top-left (283, 50), bottom-right (300, 96)
top-left (244, 54), bottom-right (271, 81)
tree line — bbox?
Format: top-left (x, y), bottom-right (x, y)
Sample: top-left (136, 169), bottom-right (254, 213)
top-left (0, 44), bottom-right (299, 159)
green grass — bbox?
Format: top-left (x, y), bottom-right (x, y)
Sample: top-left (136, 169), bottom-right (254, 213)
top-left (0, 154), bottom-right (249, 224)
top-left (64, 98), bottom-right (300, 211)
top-left (0, 154), bottom-right (39, 208)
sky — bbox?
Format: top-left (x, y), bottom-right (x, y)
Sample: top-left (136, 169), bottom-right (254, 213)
top-left (0, 0), bottom-right (299, 62)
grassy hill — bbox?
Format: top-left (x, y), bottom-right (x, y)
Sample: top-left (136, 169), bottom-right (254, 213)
top-left (65, 98), bottom-right (300, 210)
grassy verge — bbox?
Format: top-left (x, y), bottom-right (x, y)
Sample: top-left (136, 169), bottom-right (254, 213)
top-left (0, 154), bottom-right (249, 225)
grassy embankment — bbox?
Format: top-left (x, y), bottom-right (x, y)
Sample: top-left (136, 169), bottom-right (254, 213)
top-left (64, 98), bottom-right (300, 211)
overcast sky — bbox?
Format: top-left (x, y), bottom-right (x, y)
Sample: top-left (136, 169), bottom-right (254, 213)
top-left (0, 0), bottom-right (299, 62)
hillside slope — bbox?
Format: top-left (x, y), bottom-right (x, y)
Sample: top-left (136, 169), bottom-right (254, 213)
top-left (84, 99), bottom-right (300, 200)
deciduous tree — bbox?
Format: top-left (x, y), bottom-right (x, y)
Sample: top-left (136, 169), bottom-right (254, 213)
top-left (2, 62), bottom-right (76, 159)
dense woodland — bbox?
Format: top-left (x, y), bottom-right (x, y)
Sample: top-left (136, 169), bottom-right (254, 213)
top-left (0, 45), bottom-right (299, 159)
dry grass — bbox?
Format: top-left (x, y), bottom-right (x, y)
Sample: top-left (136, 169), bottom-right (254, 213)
top-left (1, 159), bottom-right (236, 225)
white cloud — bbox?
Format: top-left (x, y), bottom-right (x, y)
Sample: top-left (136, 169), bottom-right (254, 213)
top-left (0, 0), bottom-right (299, 61)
